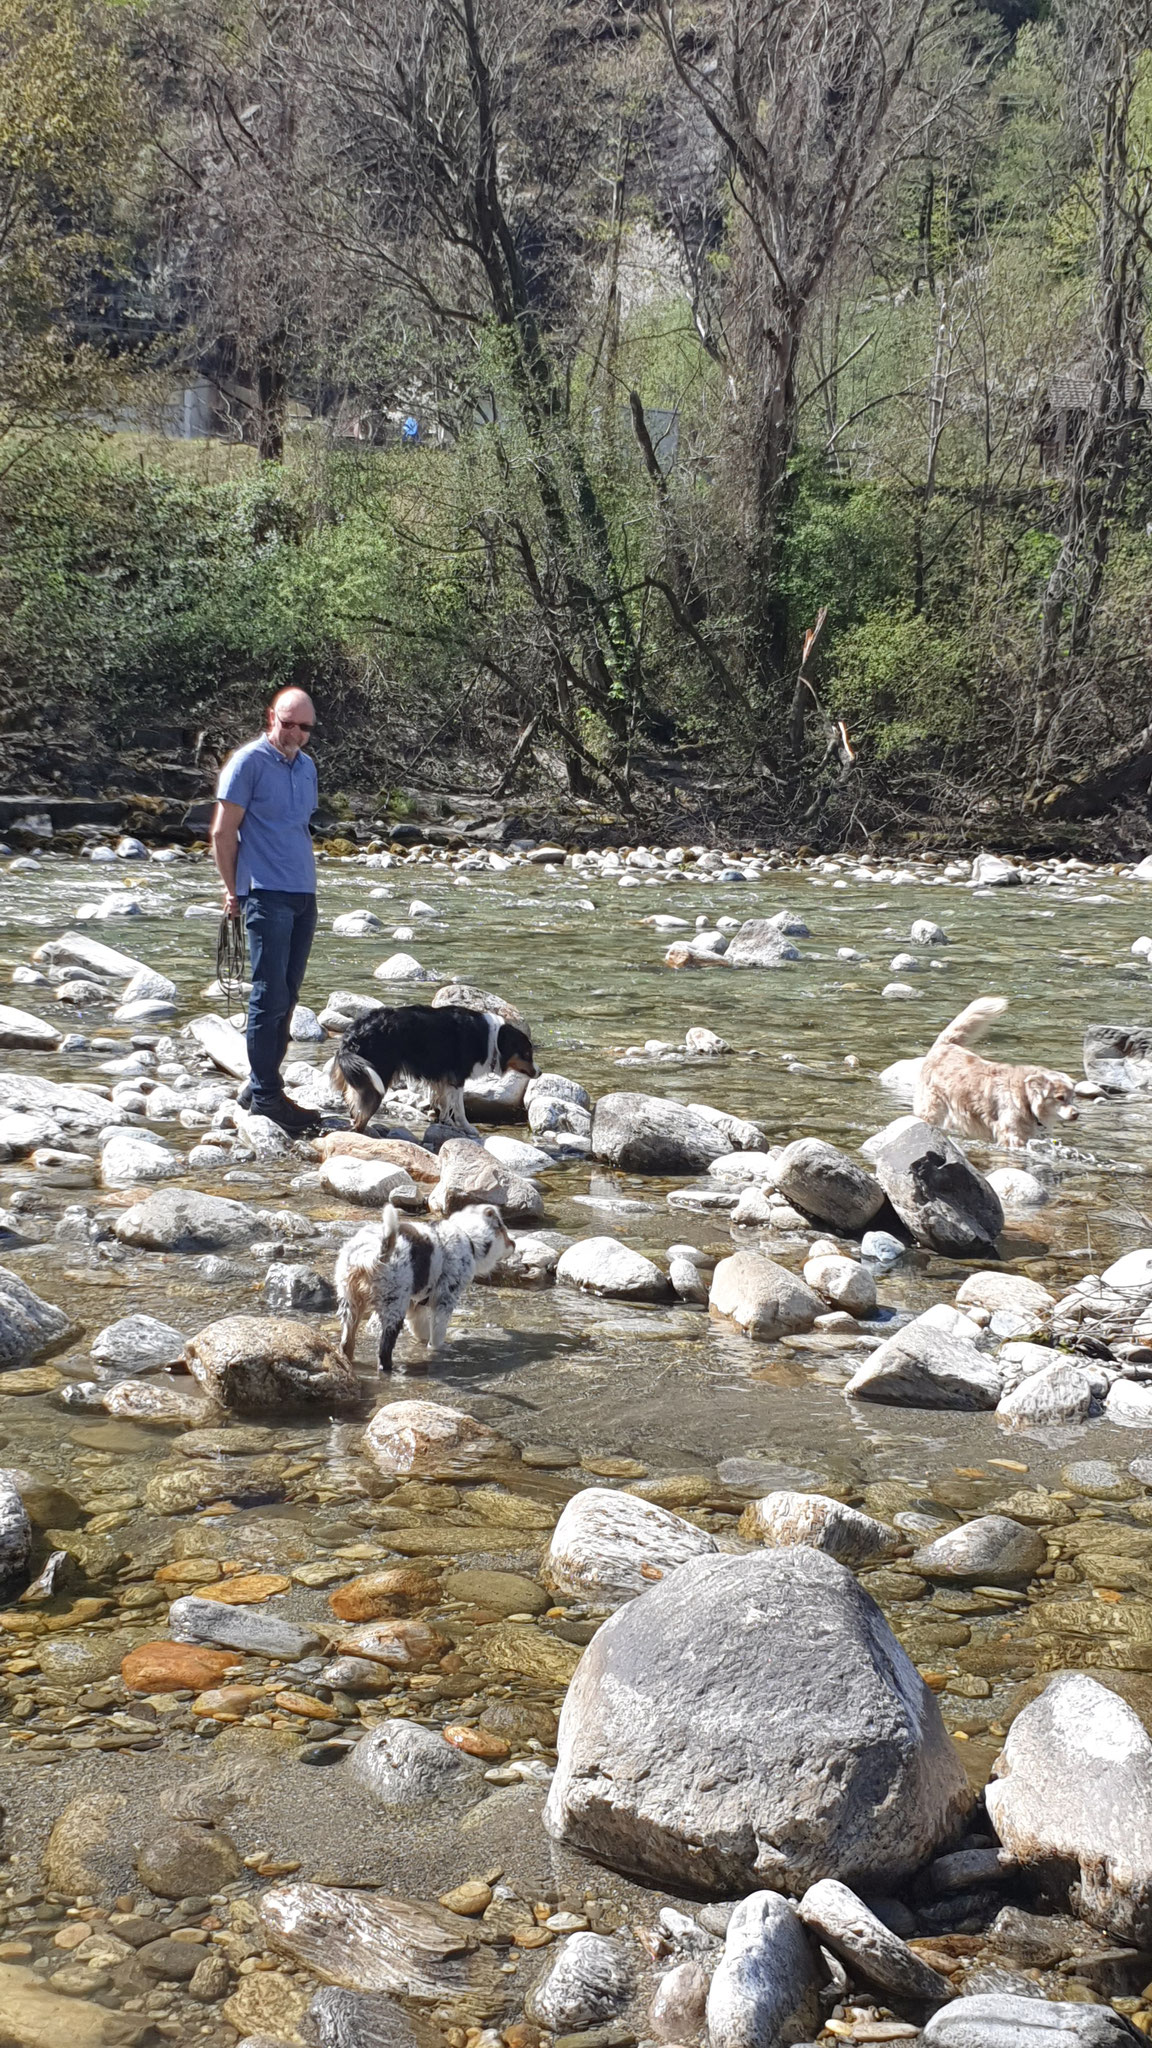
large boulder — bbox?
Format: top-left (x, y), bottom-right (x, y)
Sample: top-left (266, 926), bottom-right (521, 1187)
top-left (985, 1673), bottom-right (1152, 1945)
top-left (844, 1317), bottom-right (1003, 1410)
top-left (997, 1361), bottom-right (1093, 1429)
top-left (870, 1116), bottom-right (1003, 1258)
top-left (362, 1399), bottom-right (514, 1479)
top-left (591, 1093), bottom-right (729, 1174)
top-left (114, 1189), bottom-right (257, 1251)
top-left (184, 1316), bottom-right (360, 1410)
top-left (724, 922), bottom-right (801, 969)
top-left (773, 1139), bottom-right (884, 1233)
top-left (545, 1487), bottom-right (716, 1605)
top-left (544, 1546), bottom-right (972, 1895)
top-left (709, 1252), bottom-right (822, 1338)
top-left (0, 1266), bottom-right (73, 1368)
top-left (555, 1238), bottom-right (671, 1302)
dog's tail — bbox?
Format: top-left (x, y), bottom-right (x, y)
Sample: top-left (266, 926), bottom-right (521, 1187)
top-left (928, 995), bottom-right (1008, 1053)
top-left (332, 1045), bottom-right (388, 1131)
top-left (376, 1203), bottom-right (401, 1259)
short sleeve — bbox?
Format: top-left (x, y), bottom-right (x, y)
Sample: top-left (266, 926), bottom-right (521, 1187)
top-left (217, 747), bottom-right (256, 809)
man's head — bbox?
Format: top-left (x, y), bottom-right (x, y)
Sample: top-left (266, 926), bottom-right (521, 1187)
top-left (267, 688), bottom-right (316, 760)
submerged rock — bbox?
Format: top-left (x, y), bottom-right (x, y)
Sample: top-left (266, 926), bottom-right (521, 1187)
top-left (985, 1673), bottom-right (1152, 1945)
top-left (348, 1722), bottom-right (484, 1807)
top-left (259, 1883), bottom-right (488, 2000)
top-left (545, 1486), bottom-right (716, 1604)
top-left (185, 1316), bottom-right (360, 1410)
top-left (545, 1546), bottom-right (971, 1895)
top-left (362, 1399), bottom-right (513, 1479)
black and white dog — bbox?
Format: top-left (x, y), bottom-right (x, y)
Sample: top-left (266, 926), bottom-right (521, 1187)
top-left (331, 1003), bottom-right (537, 1133)
top-left (335, 1200), bottom-right (513, 1369)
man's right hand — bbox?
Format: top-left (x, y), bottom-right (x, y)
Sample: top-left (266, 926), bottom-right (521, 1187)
top-left (224, 891), bottom-right (242, 920)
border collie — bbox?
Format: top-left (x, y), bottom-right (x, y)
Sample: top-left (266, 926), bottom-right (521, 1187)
top-left (331, 1003), bottom-right (537, 1133)
top-left (335, 1200), bottom-right (513, 1369)
top-left (914, 996), bottom-right (1079, 1150)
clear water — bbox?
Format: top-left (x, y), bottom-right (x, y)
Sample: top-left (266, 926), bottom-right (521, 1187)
top-left (2, 845), bottom-right (1151, 1501)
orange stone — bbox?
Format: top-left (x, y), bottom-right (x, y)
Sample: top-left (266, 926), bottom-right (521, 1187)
top-left (328, 1569), bottom-right (440, 1623)
top-left (155, 1560), bottom-right (222, 1585)
top-left (273, 1691), bottom-right (343, 1721)
top-left (196, 1573), bottom-right (292, 1606)
top-left (192, 1685), bottom-right (268, 1717)
top-left (121, 1641), bottom-right (239, 1693)
top-left (442, 1723), bottom-right (510, 1760)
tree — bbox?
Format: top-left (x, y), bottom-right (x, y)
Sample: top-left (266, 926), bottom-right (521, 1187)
top-left (654, 0), bottom-right (980, 742)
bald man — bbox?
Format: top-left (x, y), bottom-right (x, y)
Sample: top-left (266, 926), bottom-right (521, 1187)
top-left (211, 689), bottom-right (322, 1136)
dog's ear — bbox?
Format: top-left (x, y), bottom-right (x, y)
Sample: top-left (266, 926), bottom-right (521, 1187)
top-left (1025, 1072), bottom-right (1061, 1122)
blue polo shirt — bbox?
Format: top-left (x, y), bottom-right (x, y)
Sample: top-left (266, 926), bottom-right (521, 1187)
top-left (216, 736), bottom-right (318, 896)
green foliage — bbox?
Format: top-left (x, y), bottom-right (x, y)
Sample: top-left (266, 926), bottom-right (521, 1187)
top-left (827, 604), bottom-right (979, 761)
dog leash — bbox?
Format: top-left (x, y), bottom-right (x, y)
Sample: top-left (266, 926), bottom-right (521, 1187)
top-left (216, 910), bottom-right (248, 1018)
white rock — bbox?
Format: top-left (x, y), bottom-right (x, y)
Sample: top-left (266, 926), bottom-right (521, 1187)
top-left (556, 1237), bottom-right (671, 1301)
top-left (803, 1253), bottom-right (876, 1316)
top-left (362, 1399), bottom-right (512, 1479)
top-left (0, 1111), bottom-right (61, 1159)
top-left (971, 853), bottom-right (1021, 887)
top-left (910, 920), bottom-right (948, 946)
top-left (101, 1130), bottom-right (184, 1187)
top-left (730, 1186), bottom-right (775, 1226)
top-left (987, 1167), bottom-right (1049, 1209)
top-left (996, 1361), bottom-right (1093, 1428)
top-left (234, 1106), bottom-right (294, 1161)
top-left (1106, 1380), bottom-right (1152, 1427)
top-left (861, 1230), bottom-right (906, 1265)
top-left (321, 1157), bottom-right (417, 1206)
top-left (708, 1153), bottom-right (779, 1184)
top-left (798, 1878), bottom-right (951, 2000)
top-left (484, 1135), bottom-right (554, 1173)
top-left (1102, 1248), bottom-right (1152, 1292)
top-left (545, 1487), bottom-right (716, 1605)
top-left (739, 1492), bottom-right (896, 1565)
top-left (114, 998), bottom-right (176, 1024)
top-left (121, 967), bottom-right (178, 1004)
top-left (333, 911), bottom-right (386, 936)
top-left (91, 1313), bottom-right (186, 1372)
top-left (289, 1005), bottom-right (325, 1042)
top-left (183, 1014), bottom-right (250, 1078)
top-left (986, 1672), bottom-right (1152, 1943)
top-left (526, 1934), bottom-right (633, 2031)
top-left (0, 1005), bottom-right (60, 1051)
top-left (373, 953), bottom-right (438, 982)
top-left (116, 835), bottom-right (147, 859)
top-left (845, 1316), bottom-right (1002, 1409)
top-left (876, 1057), bottom-right (923, 1099)
top-left (705, 1892), bottom-right (821, 2048)
top-left (685, 1027), bottom-right (731, 1055)
top-left (709, 1252), bottom-right (822, 1338)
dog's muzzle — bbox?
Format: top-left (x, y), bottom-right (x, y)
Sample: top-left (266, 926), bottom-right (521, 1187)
top-left (1057, 1104), bottom-right (1079, 1122)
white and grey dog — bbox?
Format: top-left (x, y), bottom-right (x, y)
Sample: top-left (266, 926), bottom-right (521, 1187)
top-left (335, 1200), bottom-right (513, 1371)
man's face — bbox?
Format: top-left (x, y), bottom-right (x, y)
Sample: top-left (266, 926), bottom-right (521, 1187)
top-left (269, 699), bottom-right (315, 758)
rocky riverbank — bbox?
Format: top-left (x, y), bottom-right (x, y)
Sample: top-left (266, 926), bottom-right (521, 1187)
top-left (5, 832), bottom-right (1152, 2046)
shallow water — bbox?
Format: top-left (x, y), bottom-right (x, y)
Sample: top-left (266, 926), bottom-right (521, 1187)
top-left (5, 844), bottom-right (1152, 2038)
top-left (4, 846), bottom-right (1152, 1494)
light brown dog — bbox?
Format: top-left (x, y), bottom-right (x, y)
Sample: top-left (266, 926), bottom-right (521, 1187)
top-left (913, 997), bottom-right (1079, 1151)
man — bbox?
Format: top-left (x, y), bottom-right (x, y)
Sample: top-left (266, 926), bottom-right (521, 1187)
top-left (211, 688), bottom-right (322, 1137)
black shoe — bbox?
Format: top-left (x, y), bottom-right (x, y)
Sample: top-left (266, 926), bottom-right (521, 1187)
top-left (251, 1092), bottom-right (322, 1137)
top-left (237, 1081), bottom-right (253, 1110)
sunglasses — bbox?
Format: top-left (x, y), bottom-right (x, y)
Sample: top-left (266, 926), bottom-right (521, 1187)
top-left (279, 717), bottom-right (315, 732)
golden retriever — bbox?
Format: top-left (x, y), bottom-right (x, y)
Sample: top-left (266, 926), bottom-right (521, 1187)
top-left (913, 997), bottom-right (1078, 1151)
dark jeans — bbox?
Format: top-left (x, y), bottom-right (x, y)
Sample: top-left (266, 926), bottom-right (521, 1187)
top-left (244, 890), bottom-right (317, 1102)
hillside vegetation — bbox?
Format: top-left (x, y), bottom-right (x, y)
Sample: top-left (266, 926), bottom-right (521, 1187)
top-left (4, 0), bottom-right (1152, 844)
